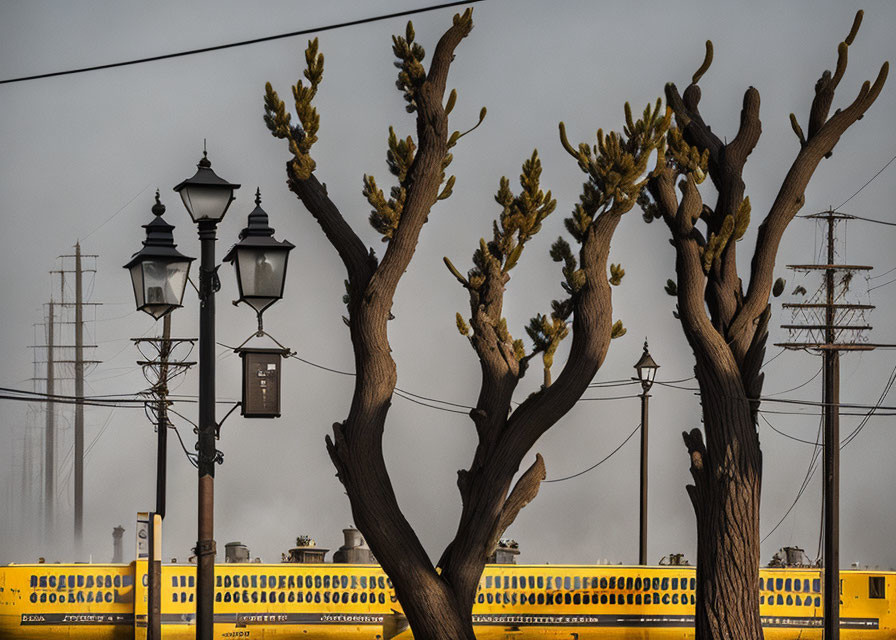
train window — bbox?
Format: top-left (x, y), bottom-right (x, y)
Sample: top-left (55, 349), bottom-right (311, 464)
top-left (315, 576), bottom-right (322, 589)
top-left (323, 592), bottom-right (330, 604)
top-left (690, 578), bottom-right (695, 591)
top-left (279, 592), bottom-right (285, 603)
top-left (379, 593), bottom-right (385, 604)
top-left (85, 576), bottom-right (93, 588)
top-left (106, 575), bottom-right (114, 588)
top-left (583, 593), bottom-right (590, 605)
top-left (528, 576), bottom-right (535, 589)
top-left (77, 575), bottom-right (85, 587)
top-left (652, 578), bottom-right (659, 590)
top-left (288, 576), bottom-right (295, 589)
top-left (387, 578), bottom-right (394, 588)
top-left (794, 595), bottom-right (801, 606)
top-left (288, 591), bottom-right (295, 603)
top-left (609, 577), bottom-right (616, 589)
top-left (691, 595), bottom-right (695, 605)
top-left (635, 594), bottom-right (641, 605)
top-left (511, 593), bottom-right (518, 605)
top-left (662, 594), bottom-right (670, 605)
top-left (776, 578), bottom-right (783, 591)
top-left (538, 593), bottom-right (545, 605)
top-left (351, 592), bottom-right (358, 603)
top-left (609, 593), bottom-right (616, 605)
top-left (224, 592), bottom-right (231, 603)
top-left (786, 595), bottom-right (793, 605)
top-left (322, 576), bottom-right (330, 589)
top-left (814, 597), bottom-right (820, 607)
top-left (672, 594), bottom-right (679, 605)
top-left (298, 591), bottom-right (304, 603)
top-left (178, 576), bottom-right (185, 588)
top-left (622, 593), bottom-right (629, 605)
top-left (572, 593), bottom-right (580, 605)
top-left (260, 591), bottom-right (266, 603)
top-left (241, 576), bottom-right (248, 589)
top-left (486, 593), bottom-right (493, 604)
top-left (343, 592), bottom-right (350, 604)
top-left (537, 577), bottom-right (544, 589)
top-left (661, 578), bottom-right (669, 591)
top-left (563, 577), bottom-right (570, 590)
top-left (785, 579), bottom-right (792, 591)
top-left (214, 593), bottom-right (220, 603)
top-left (216, 576), bottom-right (222, 588)
top-left (776, 595), bottom-right (783, 605)
top-left (476, 593), bottom-right (483, 604)
top-left (360, 576), bottom-right (367, 589)
top-left (635, 577), bottom-right (642, 590)
top-left (260, 575), bottom-right (267, 588)
top-left (870, 576), bottom-right (886, 599)
top-left (803, 579), bottom-right (810, 592)
top-left (250, 575), bottom-right (257, 588)
top-left (574, 577), bottom-right (582, 590)
top-left (278, 576), bottom-right (286, 589)
top-left (804, 597), bottom-right (812, 607)
top-left (485, 576), bottom-right (492, 589)
top-left (341, 576), bottom-right (349, 589)
top-left (759, 578), bottom-right (764, 590)
top-left (671, 578), bottom-right (678, 590)
top-left (314, 592), bottom-right (321, 603)
top-left (565, 593), bottom-right (572, 605)
top-left (793, 579), bottom-right (801, 592)
top-left (600, 577), bottom-right (608, 589)
top-left (600, 594), bottom-right (607, 605)
top-left (624, 577), bottom-right (631, 590)
top-left (759, 595), bottom-right (764, 605)
top-left (546, 577), bottom-right (553, 589)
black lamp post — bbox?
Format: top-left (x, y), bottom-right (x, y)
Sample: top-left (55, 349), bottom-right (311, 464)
top-left (223, 188), bottom-right (294, 330)
top-left (633, 340), bottom-right (659, 566)
top-left (173, 150), bottom-right (240, 640)
top-left (125, 192), bottom-right (194, 640)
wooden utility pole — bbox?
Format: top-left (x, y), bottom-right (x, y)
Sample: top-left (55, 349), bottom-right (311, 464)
top-left (73, 242), bottom-right (84, 548)
top-left (44, 300), bottom-right (55, 535)
top-left (777, 210), bottom-right (877, 640)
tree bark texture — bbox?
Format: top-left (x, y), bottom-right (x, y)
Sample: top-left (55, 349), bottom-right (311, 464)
top-left (264, 10), bottom-right (668, 639)
top-left (644, 12), bottom-right (886, 640)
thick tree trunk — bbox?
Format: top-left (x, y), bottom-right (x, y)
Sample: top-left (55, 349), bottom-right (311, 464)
top-left (686, 361), bottom-right (763, 640)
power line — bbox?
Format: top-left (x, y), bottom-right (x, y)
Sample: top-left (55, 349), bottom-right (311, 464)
top-left (542, 422), bottom-right (641, 483)
top-left (0, 1), bottom-right (485, 86)
top-left (835, 152), bottom-right (896, 210)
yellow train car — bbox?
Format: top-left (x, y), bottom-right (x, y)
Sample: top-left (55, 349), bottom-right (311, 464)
top-left (0, 561), bottom-right (893, 638)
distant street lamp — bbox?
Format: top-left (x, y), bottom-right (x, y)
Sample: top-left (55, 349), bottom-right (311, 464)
top-left (633, 340), bottom-right (659, 566)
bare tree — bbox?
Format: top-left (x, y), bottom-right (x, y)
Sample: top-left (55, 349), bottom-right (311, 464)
top-left (263, 10), bottom-right (667, 639)
top-left (638, 11), bottom-right (887, 640)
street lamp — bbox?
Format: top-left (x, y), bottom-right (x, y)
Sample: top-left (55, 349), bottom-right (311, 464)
top-left (633, 340), bottom-right (659, 565)
top-left (124, 192), bottom-right (194, 320)
top-left (223, 188), bottom-right (294, 327)
top-left (173, 150), bottom-right (240, 640)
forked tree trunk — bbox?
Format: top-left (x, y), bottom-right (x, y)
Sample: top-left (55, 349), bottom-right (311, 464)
top-left (643, 12), bottom-right (885, 640)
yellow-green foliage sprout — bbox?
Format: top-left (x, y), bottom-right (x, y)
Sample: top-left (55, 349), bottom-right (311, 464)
top-left (263, 38), bottom-right (324, 180)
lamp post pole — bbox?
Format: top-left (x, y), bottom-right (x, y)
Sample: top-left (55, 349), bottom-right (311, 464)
top-left (196, 219), bottom-right (218, 640)
top-left (633, 340), bottom-right (658, 566)
top-left (638, 386), bottom-right (649, 566)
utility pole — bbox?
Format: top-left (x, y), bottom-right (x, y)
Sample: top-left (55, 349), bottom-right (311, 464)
top-left (45, 244), bottom-right (100, 555)
top-left (133, 314), bottom-right (196, 640)
top-left (45, 300), bottom-right (55, 536)
top-left (777, 210), bottom-right (877, 640)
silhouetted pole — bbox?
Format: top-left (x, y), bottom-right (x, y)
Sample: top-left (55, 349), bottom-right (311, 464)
top-left (74, 242), bottom-right (84, 550)
top-left (633, 340), bottom-right (658, 566)
top-left (44, 300), bottom-right (55, 536)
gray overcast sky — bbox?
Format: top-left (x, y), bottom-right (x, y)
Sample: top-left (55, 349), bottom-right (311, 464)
top-left (1, 0), bottom-right (894, 570)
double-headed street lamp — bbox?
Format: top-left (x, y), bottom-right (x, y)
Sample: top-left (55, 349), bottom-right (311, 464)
top-left (127, 150), bottom-right (291, 640)
top-left (633, 340), bottom-right (659, 566)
